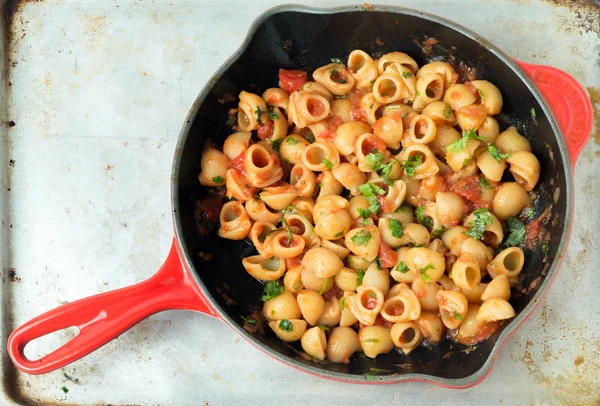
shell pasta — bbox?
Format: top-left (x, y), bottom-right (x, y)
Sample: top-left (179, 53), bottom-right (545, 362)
top-left (198, 49), bottom-right (545, 364)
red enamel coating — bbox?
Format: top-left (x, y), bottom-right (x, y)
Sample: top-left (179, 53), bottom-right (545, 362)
top-left (6, 61), bottom-right (593, 384)
top-left (516, 60), bottom-right (594, 168)
top-left (7, 239), bottom-right (217, 375)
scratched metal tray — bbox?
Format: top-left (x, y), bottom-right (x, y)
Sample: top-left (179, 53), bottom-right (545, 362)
top-left (0, 0), bottom-right (598, 405)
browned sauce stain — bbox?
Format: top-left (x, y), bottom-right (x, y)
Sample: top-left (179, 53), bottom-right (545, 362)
top-left (586, 87), bottom-right (600, 147)
top-left (574, 355), bottom-right (584, 367)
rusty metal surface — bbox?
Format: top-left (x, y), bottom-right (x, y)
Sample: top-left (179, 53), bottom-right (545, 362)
top-left (0, 0), bottom-right (598, 405)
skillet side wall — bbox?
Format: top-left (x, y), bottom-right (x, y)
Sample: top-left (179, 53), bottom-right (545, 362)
top-left (175, 10), bottom-right (567, 379)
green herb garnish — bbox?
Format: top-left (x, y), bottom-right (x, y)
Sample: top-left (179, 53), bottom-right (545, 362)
top-left (432, 226), bottom-right (447, 237)
top-left (445, 129), bottom-right (485, 153)
top-left (281, 218), bottom-right (293, 246)
top-left (388, 219), bottom-right (404, 238)
top-left (415, 206), bottom-right (433, 229)
top-left (542, 244), bottom-right (548, 254)
top-left (267, 106), bottom-right (279, 120)
top-left (478, 177), bottom-right (493, 190)
top-left (255, 106), bottom-right (264, 125)
top-left (241, 316), bottom-right (258, 327)
top-left (402, 154), bottom-right (423, 178)
top-left (286, 137), bottom-right (300, 145)
top-left (279, 319), bottom-right (293, 332)
top-left (365, 151), bottom-right (396, 184)
top-left (271, 138), bottom-right (283, 152)
top-left (351, 229), bottom-right (372, 247)
top-left (61, 386), bottom-right (69, 394)
top-left (318, 278), bottom-right (328, 295)
top-left (212, 176), bottom-right (224, 184)
top-left (294, 280), bottom-right (302, 291)
top-left (261, 281), bottom-right (284, 302)
top-left (402, 71), bottom-right (413, 79)
top-left (369, 291), bottom-right (376, 298)
top-left (530, 108), bottom-right (536, 119)
top-left (334, 231), bottom-right (344, 238)
top-left (322, 158), bottom-right (334, 169)
top-left (487, 144), bottom-right (512, 162)
top-left (341, 297), bottom-right (347, 310)
top-left (331, 57), bottom-right (343, 64)
top-left (464, 208), bottom-right (493, 240)
top-left (364, 338), bottom-right (379, 343)
top-left (356, 270), bottom-right (366, 286)
top-left (319, 325), bottom-right (330, 332)
top-left (450, 308), bottom-right (463, 320)
top-left (444, 105), bottom-right (452, 119)
top-left (357, 182), bottom-right (386, 216)
top-left (364, 374), bottom-right (375, 381)
top-left (477, 88), bottom-right (485, 102)
top-left (395, 261), bottom-right (409, 274)
top-left (419, 264), bottom-right (434, 283)
top-left (503, 216), bottom-right (526, 247)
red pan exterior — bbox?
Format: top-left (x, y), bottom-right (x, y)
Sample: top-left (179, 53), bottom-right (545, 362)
top-left (7, 5), bottom-right (593, 386)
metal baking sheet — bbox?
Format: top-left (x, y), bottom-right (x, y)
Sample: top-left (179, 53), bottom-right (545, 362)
top-left (0, 0), bottom-right (598, 404)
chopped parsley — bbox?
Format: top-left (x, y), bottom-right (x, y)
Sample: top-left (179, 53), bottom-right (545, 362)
top-left (415, 206), bottom-right (433, 229)
top-left (271, 138), bottom-right (283, 152)
top-left (478, 176), bottom-right (493, 190)
top-left (334, 231), bottom-right (344, 238)
top-left (443, 105), bottom-right (452, 119)
top-left (267, 106), bottom-right (279, 120)
top-left (525, 207), bottom-right (536, 219)
top-left (318, 278), bottom-right (328, 294)
top-left (395, 261), bottom-right (409, 274)
top-left (464, 208), bottom-right (493, 240)
top-left (341, 297), bottom-right (347, 310)
top-left (445, 129), bottom-right (485, 153)
top-left (261, 281), bottom-right (284, 302)
top-left (396, 204), bottom-right (411, 214)
top-left (366, 151), bottom-right (396, 184)
top-left (388, 219), bottom-right (404, 238)
top-left (322, 158), bottom-right (334, 169)
top-left (364, 374), bottom-right (375, 381)
top-left (357, 182), bottom-right (386, 216)
top-left (281, 218), bottom-right (293, 246)
top-left (293, 280), bottom-right (302, 291)
top-left (305, 133), bottom-right (315, 143)
top-left (255, 106), bottom-right (264, 125)
top-left (418, 264), bottom-right (435, 283)
top-left (487, 144), bottom-right (512, 162)
top-left (351, 229), bottom-right (372, 246)
top-left (402, 71), bottom-right (413, 78)
top-left (331, 67), bottom-right (339, 76)
top-left (331, 57), bottom-right (343, 64)
top-left (369, 291), bottom-right (376, 298)
top-left (530, 108), bottom-right (536, 119)
top-left (279, 319), bottom-right (293, 332)
top-left (61, 386), bottom-right (69, 394)
top-left (364, 338), bottom-right (379, 343)
top-left (319, 325), bottom-right (330, 332)
top-left (375, 257), bottom-right (382, 269)
top-left (286, 137), bottom-right (300, 145)
top-left (432, 226), bottom-right (447, 237)
top-left (542, 243), bottom-right (549, 254)
top-left (356, 269), bottom-right (366, 286)
top-left (477, 88), bottom-right (485, 102)
top-left (402, 154), bottom-right (423, 178)
top-left (450, 308), bottom-right (463, 320)
top-left (212, 176), bottom-right (224, 184)
top-left (503, 216), bottom-right (526, 247)
top-left (241, 315), bottom-right (258, 327)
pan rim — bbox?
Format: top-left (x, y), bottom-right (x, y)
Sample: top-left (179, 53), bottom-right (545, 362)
top-left (170, 3), bottom-right (574, 386)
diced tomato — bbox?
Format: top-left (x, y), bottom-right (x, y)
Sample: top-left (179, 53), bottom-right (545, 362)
top-left (525, 217), bottom-right (543, 240)
top-left (378, 241), bottom-right (398, 268)
top-left (278, 69), bottom-right (308, 93)
top-left (349, 107), bottom-right (366, 122)
top-left (257, 120), bottom-right (274, 140)
top-left (364, 296), bottom-right (378, 310)
top-left (464, 81), bottom-right (479, 98)
top-left (371, 314), bottom-right (394, 328)
top-left (285, 255), bottom-right (303, 270)
top-left (361, 136), bottom-right (387, 155)
top-left (474, 321), bottom-right (500, 343)
top-left (319, 115), bottom-right (343, 140)
top-left (230, 151), bottom-right (246, 175)
top-left (450, 175), bottom-right (481, 205)
top-left (377, 195), bottom-right (394, 214)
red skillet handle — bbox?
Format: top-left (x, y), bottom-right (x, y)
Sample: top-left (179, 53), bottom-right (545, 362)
top-left (7, 238), bottom-right (217, 375)
top-left (515, 60), bottom-right (594, 169)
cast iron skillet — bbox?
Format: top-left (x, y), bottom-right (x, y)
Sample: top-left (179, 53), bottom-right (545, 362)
top-left (7, 5), bottom-right (593, 387)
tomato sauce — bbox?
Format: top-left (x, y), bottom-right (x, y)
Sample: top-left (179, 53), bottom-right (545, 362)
top-left (364, 295), bottom-right (378, 310)
top-left (230, 151), bottom-right (247, 175)
top-left (347, 89), bottom-right (367, 122)
top-left (318, 115), bottom-right (343, 140)
top-left (278, 69), bottom-right (307, 93)
top-left (361, 136), bottom-right (387, 155)
top-left (449, 174), bottom-right (489, 213)
top-left (285, 255), bottom-right (303, 270)
top-left (370, 314), bottom-right (394, 328)
top-left (525, 216), bottom-right (543, 240)
top-left (378, 241), bottom-right (398, 268)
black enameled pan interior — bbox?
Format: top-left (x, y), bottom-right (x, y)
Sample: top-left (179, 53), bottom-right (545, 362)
top-left (174, 6), bottom-right (569, 381)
